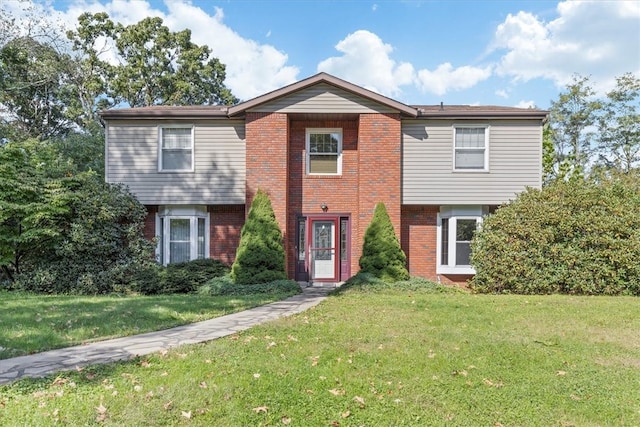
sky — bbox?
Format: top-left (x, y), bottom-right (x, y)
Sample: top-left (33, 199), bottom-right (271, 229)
top-left (4, 0), bottom-right (640, 109)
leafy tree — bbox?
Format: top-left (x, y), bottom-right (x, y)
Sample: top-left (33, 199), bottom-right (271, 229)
top-left (0, 36), bottom-right (77, 140)
top-left (359, 202), bottom-right (409, 282)
top-left (470, 177), bottom-right (640, 295)
top-left (596, 72), bottom-right (640, 173)
top-left (231, 190), bottom-right (287, 285)
top-left (548, 74), bottom-right (601, 180)
top-left (0, 140), bottom-right (75, 280)
top-left (67, 12), bottom-right (238, 109)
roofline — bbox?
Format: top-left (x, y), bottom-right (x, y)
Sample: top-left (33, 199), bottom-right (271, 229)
top-left (227, 72), bottom-right (419, 117)
top-left (99, 107), bottom-right (229, 120)
top-left (412, 110), bottom-right (549, 120)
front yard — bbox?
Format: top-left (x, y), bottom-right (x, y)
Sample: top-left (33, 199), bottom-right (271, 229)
top-left (1, 285), bottom-right (638, 426)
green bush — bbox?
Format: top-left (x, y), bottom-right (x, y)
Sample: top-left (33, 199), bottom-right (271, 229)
top-left (199, 275), bottom-right (300, 296)
top-left (231, 189), bottom-right (287, 285)
top-left (336, 272), bottom-right (452, 294)
top-left (359, 202), bottom-right (409, 282)
top-left (470, 178), bottom-right (640, 295)
top-left (131, 259), bottom-right (229, 295)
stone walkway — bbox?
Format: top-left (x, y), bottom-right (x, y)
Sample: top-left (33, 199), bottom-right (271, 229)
top-left (0, 285), bottom-right (333, 386)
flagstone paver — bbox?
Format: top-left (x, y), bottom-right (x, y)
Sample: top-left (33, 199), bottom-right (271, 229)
top-left (0, 285), bottom-right (333, 385)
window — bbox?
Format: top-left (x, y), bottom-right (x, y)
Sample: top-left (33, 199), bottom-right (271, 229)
top-left (157, 206), bottom-right (208, 265)
top-left (437, 206), bottom-right (485, 275)
top-left (306, 129), bottom-right (342, 175)
top-left (159, 127), bottom-right (194, 171)
top-left (454, 126), bottom-right (488, 171)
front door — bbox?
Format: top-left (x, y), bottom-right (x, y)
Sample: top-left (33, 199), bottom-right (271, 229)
top-left (310, 219), bottom-right (337, 281)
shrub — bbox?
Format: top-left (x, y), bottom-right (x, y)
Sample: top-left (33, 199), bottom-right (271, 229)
top-left (470, 178), bottom-right (640, 295)
top-left (231, 189), bottom-right (287, 285)
top-left (359, 202), bottom-right (409, 282)
top-left (335, 272), bottom-right (453, 294)
top-left (131, 259), bottom-right (229, 295)
top-left (199, 275), bottom-right (300, 296)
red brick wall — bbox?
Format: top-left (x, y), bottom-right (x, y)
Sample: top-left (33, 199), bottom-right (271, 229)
top-left (401, 205), bottom-right (471, 287)
top-left (285, 113), bottom-right (402, 278)
top-left (209, 205), bottom-right (245, 265)
top-left (143, 205), bottom-right (158, 240)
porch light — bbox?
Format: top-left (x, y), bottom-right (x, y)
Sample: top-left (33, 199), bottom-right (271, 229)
top-left (320, 203), bottom-right (328, 212)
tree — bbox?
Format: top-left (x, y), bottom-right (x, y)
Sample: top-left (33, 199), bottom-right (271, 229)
top-left (0, 36), bottom-right (77, 140)
top-left (359, 203), bottom-right (409, 282)
top-left (231, 190), bottom-right (287, 285)
top-left (596, 73), bottom-right (640, 173)
top-left (548, 75), bottom-right (601, 180)
top-left (67, 13), bottom-right (238, 109)
top-left (470, 177), bottom-right (640, 296)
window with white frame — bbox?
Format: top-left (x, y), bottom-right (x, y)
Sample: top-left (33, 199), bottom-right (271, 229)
top-left (306, 128), bottom-right (342, 175)
top-left (437, 206), bottom-right (485, 275)
top-left (157, 206), bottom-right (208, 265)
top-left (454, 126), bottom-right (488, 171)
top-left (159, 126), bottom-right (194, 171)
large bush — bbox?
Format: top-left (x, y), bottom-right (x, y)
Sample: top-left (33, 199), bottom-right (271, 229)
top-left (470, 178), bottom-right (640, 295)
top-left (231, 189), bottom-right (287, 285)
top-left (13, 173), bottom-right (156, 294)
top-left (130, 259), bottom-right (229, 295)
top-left (359, 202), bottom-right (409, 282)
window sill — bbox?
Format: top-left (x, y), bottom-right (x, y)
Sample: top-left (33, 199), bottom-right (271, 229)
top-left (437, 265), bottom-right (476, 275)
top-left (305, 174), bottom-right (343, 179)
top-left (452, 169), bottom-right (490, 173)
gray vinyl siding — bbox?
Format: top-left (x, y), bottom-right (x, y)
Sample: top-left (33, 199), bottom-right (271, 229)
top-left (402, 119), bottom-right (542, 205)
top-left (249, 83), bottom-right (397, 114)
top-left (106, 120), bottom-right (245, 205)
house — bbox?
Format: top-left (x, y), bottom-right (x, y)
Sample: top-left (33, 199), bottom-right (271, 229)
top-left (101, 72), bottom-right (547, 285)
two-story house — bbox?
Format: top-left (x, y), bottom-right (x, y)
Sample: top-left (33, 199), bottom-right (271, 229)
top-left (101, 73), bottom-right (547, 285)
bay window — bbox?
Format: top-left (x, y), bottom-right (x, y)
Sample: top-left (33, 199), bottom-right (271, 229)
top-left (157, 206), bottom-right (208, 265)
top-left (437, 206), bottom-right (486, 275)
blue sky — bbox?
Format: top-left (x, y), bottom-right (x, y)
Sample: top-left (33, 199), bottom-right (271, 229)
top-left (6, 0), bottom-right (640, 108)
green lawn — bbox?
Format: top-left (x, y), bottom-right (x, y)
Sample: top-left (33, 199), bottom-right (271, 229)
top-left (1, 286), bottom-right (639, 426)
top-left (0, 290), bottom-right (298, 359)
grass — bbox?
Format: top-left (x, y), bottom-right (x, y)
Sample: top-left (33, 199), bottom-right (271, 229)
top-left (0, 290), bottom-right (298, 359)
top-left (1, 285), bottom-right (639, 426)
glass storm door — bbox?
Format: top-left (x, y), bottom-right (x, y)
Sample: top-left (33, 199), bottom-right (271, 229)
top-left (310, 219), bottom-right (337, 281)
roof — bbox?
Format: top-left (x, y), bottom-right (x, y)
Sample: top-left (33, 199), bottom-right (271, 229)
top-left (99, 73), bottom-right (548, 121)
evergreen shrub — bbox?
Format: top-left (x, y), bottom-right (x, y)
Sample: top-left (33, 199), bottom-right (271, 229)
top-left (359, 202), bottom-right (409, 282)
top-left (231, 189), bottom-right (287, 285)
top-left (470, 178), bottom-right (640, 295)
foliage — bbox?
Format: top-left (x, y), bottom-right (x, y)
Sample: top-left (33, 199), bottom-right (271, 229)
top-left (547, 74), bottom-right (601, 181)
top-left (200, 275), bottom-right (301, 296)
top-left (130, 259), bottom-right (229, 295)
top-left (0, 36), bottom-right (77, 140)
top-left (2, 292), bottom-right (639, 425)
top-left (231, 190), bottom-right (287, 285)
top-left (470, 177), bottom-right (640, 295)
top-left (335, 272), bottom-right (451, 295)
top-left (67, 12), bottom-right (239, 109)
top-left (13, 173), bottom-right (154, 294)
top-left (359, 202), bottom-right (409, 282)
top-left (596, 72), bottom-right (640, 173)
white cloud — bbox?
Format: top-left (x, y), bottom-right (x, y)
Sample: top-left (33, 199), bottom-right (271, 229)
top-left (514, 100), bottom-right (536, 109)
top-left (318, 30), bottom-right (493, 98)
top-left (495, 89), bottom-right (509, 98)
top-left (492, 0), bottom-right (640, 94)
top-left (317, 30), bottom-right (414, 97)
top-left (416, 63), bottom-right (493, 96)
top-left (29, 0), bottom-right (299, 101)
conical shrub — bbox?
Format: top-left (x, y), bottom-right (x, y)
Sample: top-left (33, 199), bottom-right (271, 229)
top-left (231, 189), bottom-right (287, 285)
top-left (359, 202), bottom-right (409, 282)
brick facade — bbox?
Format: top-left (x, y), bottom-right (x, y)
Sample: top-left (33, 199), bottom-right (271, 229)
top-left (209, 205), bottom-right (245, 265)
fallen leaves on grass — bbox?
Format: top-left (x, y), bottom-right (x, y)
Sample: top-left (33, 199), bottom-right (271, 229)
top-left (483, 378), bottom-right (504, 388)
top-left (95, 403), bottom-right (108, 423)
top-left (181, 410), bottom-right (191, 419)
top-left (329, 388), bottom-right (345, 396)
top-left (353, 396), bottom-right (365, 408)
top-left (253, 405), bottom-right (268, 414)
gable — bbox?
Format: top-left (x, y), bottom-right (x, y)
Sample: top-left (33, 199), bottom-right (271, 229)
top-left (247, 83), bottom-right (398, 114)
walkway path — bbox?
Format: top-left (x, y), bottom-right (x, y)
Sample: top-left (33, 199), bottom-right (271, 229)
top-left (0, 285), bottom-right (333, 386)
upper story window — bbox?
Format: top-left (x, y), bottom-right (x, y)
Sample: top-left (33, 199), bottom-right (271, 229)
top-left (159, 126), bottom-right (194, 172)
top-left (306, 128), bottom-right (342, 175)
top-left (454, 126), bottom-right (489, 171)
